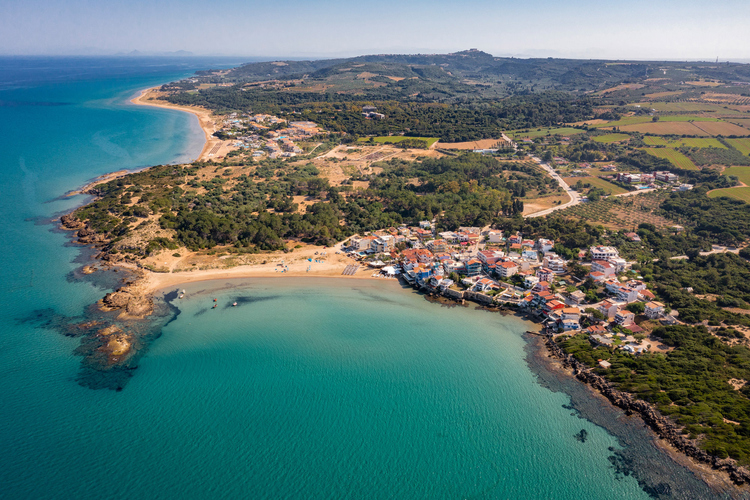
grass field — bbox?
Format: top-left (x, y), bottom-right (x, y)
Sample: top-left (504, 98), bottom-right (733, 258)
top-left (593, 133), bottom-right (630, 143)
top-left (563, 176), bottom-right (628, 195)
top-left (708, 187), bottom-right (750, 203)
top-left (645, 148), bottom-right (699, 170)
top-left (727, 139), bottom-right (750, 156)
top-left (507, 127), bottom-right (584, 139)
top-left (359, 136), bottom-right (439, 147)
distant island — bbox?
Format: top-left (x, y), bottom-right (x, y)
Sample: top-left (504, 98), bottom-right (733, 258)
top-left (61, 49), bottom-right (750, 486)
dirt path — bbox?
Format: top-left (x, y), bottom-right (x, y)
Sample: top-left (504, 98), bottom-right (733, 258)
top-left (525, 156), bottom-right (579, 218)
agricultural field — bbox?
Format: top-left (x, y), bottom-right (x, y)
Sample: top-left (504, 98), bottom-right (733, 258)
top-left (358, 136), bottom-right (439, 147)
top-left (727, 139), bottom-right (750, 156)
top-left (708, 187), bottom-right (750, 203)
top-left (507, 127), bottom-right (584, 139)
top-left (722, 166), bottom-right (750, 185)
top-left (563, 176), bottom-right (628, 195)
top-left (643, 137), bottom-right (726, 148)
top-left (594, 115), bottom-right (720, 128)
top-left (559, 192), bottom-right (674, 230)
top-left (644, 148), bottom-right (699, 170)
top-left (619, 122), bottom-right (714, 136)
top-left (593, 133), bottom-right (630, 143)
top-left (638, 102), bottom-right (740, 114)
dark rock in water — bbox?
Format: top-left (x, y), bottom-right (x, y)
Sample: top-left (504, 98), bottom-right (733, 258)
top-left (575, 429), bottom-right (588, 443)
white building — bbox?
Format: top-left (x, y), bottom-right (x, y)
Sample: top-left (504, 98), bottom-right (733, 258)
top-left (590, 246), bottom-right (619, 261)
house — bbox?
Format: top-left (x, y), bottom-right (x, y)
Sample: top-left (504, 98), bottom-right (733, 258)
top-left (645, 301), bottom-right (665, 319)
top-left (598, 299), bottom-right (619, 319)
top-left (678, 184), bottom-right (694, 191)
top-left (610, 257), bottom-right (628, 273)
top-left (560, 319), bottom-right (581, 331)
top-left (614, 310), bottom-right (635, 326)
top-left (543, 300), bottom-right (566, 316)
top-left (543, 255), bottom-right (566, 274)
top-left (373, 235), bottom-right (394, 253)
top-left (561, 307), bottom-right (581, 320)
top-left (488, 231), bottom-right (503, 243)
top-left (590, 246), bottom-right (619, 261)
top-left (569, 290), bottom-right (586, 304)
top-left (624, 232), bottom-right (641, 242)
top-left (533, 281), bottom-right (550, 293)
top-left (439, 231), bottom-right (458, 243)
top-left (591, 260), bottom-right (616, 278)
top-left (522, 249), bottom-right (539, 261)
top-left (589, 271), bottom-right (606, 282)
top-left (587, 324), bottom-right (607, 335)
top-left (466, 259), bottom-right (483, 277)
top-left (427, 239), bottom-right (448, 254)
top-left (524, 275), bottom-right (540, 289)
top-left (616, 286), bottom-right (639, 304)
top-left (536, 267), bottom-right (554, 283)
top-left (537, 238), bottom-right (555, 253)
top-left (497, 261), bottom-right (519, 278)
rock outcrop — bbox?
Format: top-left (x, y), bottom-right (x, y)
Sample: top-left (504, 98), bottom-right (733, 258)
top-left (545, 337), bottom-right (750, 485)
top-left (100, 281), bottom-right (153, 318)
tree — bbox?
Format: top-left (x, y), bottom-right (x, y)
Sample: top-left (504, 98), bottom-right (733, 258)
top-left (627, 302), bottom-right (645, 315)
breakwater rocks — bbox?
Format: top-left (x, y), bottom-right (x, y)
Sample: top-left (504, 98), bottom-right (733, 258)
top-left (545, 337), bottom-right (750, 486)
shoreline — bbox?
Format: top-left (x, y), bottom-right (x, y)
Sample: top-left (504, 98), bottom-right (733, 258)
top-left (130, 86), bottom-right (220, 162)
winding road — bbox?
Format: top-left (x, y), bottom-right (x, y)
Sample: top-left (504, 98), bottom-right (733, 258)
top-left (526, 156), bottom-right (582, 218)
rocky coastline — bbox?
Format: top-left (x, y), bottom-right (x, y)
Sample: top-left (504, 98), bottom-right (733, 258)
top-left (544, 335), bottom-right (750, 486)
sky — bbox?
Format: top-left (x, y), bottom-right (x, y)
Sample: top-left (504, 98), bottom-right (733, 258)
top-left (2, 0), bottom-right (750, 61)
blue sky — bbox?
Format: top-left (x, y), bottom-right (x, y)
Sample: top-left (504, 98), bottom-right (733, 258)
top-left (3, 0), bottom-right (749, 60)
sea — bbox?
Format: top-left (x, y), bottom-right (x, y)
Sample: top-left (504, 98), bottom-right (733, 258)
top-left (0, 57), bottom-right (738, 499)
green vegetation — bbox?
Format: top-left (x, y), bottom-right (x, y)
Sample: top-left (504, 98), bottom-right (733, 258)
top-left (358, 136), bottom-right (439, 148)
top-left (644, 148), bottom-right (698, 170)
top-left (592, 115), bottom-right (720, 128)
top-left (708, 187), bottom-right (750, 203)
top-left (592, 133), bottom-right (630, 143)
top-left (507, 127), bottom-right (584, 139)
top-left (561, 326), bottom-right (750, 465)
top-left (727, 138), bottom-right (750, 156)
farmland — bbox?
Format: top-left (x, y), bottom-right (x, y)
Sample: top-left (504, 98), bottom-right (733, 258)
top-left (644, 137), bottom-right (726, 148)
top-left (593, 133), bottom-right (630, 143)
top-left (507, 127), bottom-right (584, 139)
top-left (594, 115), bottom-right (720, 128)
top-left (708, 187), bottom-right (750, 203)
top-left (563, 176), bottom-right (628, 195)
top-left (727, 138), bottom-right (750, 156)
top-left (644, 148), bottom-right (699, 170)
top-left (558, 192), bottom-right (675, 230)
top-left (722, 166), bottom-right (750, 185)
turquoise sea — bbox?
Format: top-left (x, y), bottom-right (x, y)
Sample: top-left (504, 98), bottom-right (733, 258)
top-left (0, 57), bottom-right (734, 499)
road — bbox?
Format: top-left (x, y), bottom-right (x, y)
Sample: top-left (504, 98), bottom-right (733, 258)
top-left (525, 156), bottom-right (582, 218)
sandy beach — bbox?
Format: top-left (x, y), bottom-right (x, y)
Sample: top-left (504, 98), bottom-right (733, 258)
top-left (131, 87), bottom-right (224, 162)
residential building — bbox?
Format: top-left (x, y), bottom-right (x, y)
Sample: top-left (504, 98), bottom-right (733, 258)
top-left (598, 299), bottom-right (619, 319)
top-left (615, 310), bottom-right (636, 326)
top-left (645, 301), bottom-right (665, 319)
top-left (591, 260), bottom-right (616, 278)
top-left (543, 255), bottom-right (566, 274)
top-left (590, 246), bottom-right (619, 261)
top-left (497, 261), bottom-right (519, 278)
top-left (536, 238), bottom-right (555, 253)
top-left (536, 267), bottom-right (554, 283)
top-left (524, 275), bottom-right (540, 289)
top-left (616, 286), bottom-right (639, 304)
top-left (466, 259), bottom-right (483, 277)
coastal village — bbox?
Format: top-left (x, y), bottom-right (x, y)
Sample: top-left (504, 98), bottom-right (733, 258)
top-left (344, 224), bottom-right (675, 362)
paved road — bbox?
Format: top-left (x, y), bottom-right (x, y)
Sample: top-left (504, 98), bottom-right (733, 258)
top-left (526, 156), bottom-right (582, 218)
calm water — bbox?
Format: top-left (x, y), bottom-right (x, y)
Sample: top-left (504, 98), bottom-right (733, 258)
top-left (0, 57), bottom-right (729, 499)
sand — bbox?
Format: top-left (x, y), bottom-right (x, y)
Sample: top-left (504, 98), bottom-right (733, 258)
top-left (131, 87), bottom-right (223, 162)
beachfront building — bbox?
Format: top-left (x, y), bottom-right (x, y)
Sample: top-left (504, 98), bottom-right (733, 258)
top-left (466, 259), bottom-right (483, 277)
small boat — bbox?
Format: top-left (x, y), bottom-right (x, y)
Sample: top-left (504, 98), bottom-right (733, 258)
top-left (213, 298), bottom-right (217, 302)
top-left (179, 294), bottom-right (184, 299)
top-left (212, 304), bottom-right (217, 309)
top-left (232, 302), bottom-right (238, 307)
